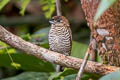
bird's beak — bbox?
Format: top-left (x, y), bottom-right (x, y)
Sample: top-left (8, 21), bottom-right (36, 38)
top-left (49, 19), bottom-right (54, 24)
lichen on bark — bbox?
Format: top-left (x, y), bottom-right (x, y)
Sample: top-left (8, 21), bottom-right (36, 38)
top-left (81, 0), bottom-right (120, 66)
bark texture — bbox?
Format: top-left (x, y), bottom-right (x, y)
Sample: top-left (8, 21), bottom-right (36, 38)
top-left (81, 0), bottom-right (120, 66)
top-left (0, 25), bottom-right (119, 75)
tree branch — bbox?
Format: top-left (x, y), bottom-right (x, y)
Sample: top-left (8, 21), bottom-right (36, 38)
top-left (56, 0), bottom-right (62, 16)
top-left (0, 25), bottom-right (119, 75)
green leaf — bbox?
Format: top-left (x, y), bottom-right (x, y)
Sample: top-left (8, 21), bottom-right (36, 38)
top-left (7, 48), bottom-right (16, 54)
top-left (48, 68), bottom-right (77, 80)
top-left (2, 72), bottom-right (49, 80)
top-left (71, 41), bottom-right (88, 59)
top-left (0, 41), bottom-right (17, 54)
top-left (40, 0), bottom-right (47, 5)
top-left (11, 62), bottom-right (21, 69)
top-left (48, 72), bottom-right (63, 80)
top-left (20, 0), bottom-right (31, 16)
top-left (49, 68), bottom-right (101, 80)
top-left (94, 0), bottom-right (117, 22)
top-left (42, 5), bottom-right (49, 11)
top-left (64, 0), bottom-right (69, 2)
top-left (20, 33), bottom-right (31, 41)
top-left (0, 54), bottom-right (55, 72)
top-left (40, 0), bottom-right (56, 18)
top-left (60, 68), bottom-right (77, 77)
top-left (64, 74), bottom-right (76, 80)
top-left (0, 0), bottom-right (10, 10)
top-left (99, 71), bottom-right (120, 80)
top-left (0, 41), bottom-right (8, 47)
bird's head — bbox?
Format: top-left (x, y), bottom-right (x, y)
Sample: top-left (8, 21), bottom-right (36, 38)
top-left (49, 16), bottom-right (69, 26)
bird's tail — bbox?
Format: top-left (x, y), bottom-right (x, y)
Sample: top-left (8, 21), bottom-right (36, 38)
top-left (56, 65), bottom-right (64, 72)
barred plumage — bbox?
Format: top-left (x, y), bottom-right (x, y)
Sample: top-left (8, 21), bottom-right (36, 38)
top-left (48, 16), bottom-right (72, 71)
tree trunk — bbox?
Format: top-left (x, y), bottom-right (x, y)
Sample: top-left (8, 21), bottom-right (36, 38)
top-left (81, 0), bottom-right (120, 66)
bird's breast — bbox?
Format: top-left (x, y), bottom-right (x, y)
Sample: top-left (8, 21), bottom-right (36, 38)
top-left (49, 25), bottom-right (71, 54)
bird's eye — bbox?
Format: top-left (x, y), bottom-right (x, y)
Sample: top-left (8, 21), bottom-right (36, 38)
top-left (56, 19), bottom-right (61, 22)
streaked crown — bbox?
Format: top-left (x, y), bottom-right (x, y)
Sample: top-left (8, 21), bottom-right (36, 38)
top-left (49, 16), bottom-right (69, 26)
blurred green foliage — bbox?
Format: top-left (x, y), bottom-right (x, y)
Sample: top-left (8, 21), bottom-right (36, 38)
top-left (99, 71), bottom-right (120, 80)
top-left (40, 0), bottom-right (56, 18)
top-left (0, 0), bottom-right (10, 10)
top-left (94, 0), bottom-right (117, 21)
top-left (0, 0), bottom-right (117, 19)
top-left (20, 0), bottom-right (31, 16)
top-left (0, 0), bottom-right (55, 18)
top-left (2, 72), bottom-right (49, 80)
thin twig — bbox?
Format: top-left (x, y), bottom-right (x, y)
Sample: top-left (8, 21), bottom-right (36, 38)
top-left (56, 0), bottom-right (62, 16)
top-left (76, 50), bottom-right (89, 80)
top-left (76, 35), bottom-right (97, 80)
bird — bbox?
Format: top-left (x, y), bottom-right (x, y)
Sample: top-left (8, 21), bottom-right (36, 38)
top-left (48, 16), bottom-right (72, 72)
